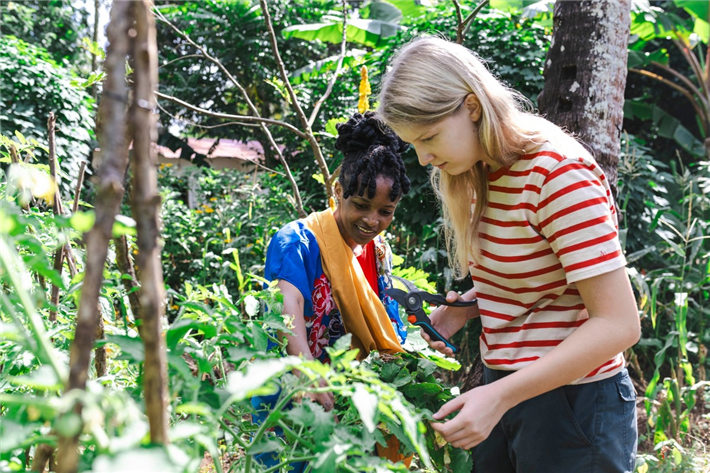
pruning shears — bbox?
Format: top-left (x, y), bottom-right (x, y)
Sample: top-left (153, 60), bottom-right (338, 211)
top-left (385, 277), bottom-right (477, 354)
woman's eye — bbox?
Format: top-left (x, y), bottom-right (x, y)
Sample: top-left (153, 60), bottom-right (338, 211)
top-left (422, 135), bottom-right (435, 143)
top-left (354, 203), bottom-right (367, 210)
top-left (380, 211), bottom-right (393, 217)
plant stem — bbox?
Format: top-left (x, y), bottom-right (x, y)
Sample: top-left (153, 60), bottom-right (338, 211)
top-left (262, 456), bottom-right (318, 473)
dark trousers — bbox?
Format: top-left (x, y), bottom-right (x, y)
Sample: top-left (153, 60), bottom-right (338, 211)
top-left (473, 367), bottom-right (638, 473)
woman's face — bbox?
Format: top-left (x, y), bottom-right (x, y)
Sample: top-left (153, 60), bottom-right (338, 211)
top-left (334, 175), bottom-right (399, 250)
top-left (393, 94), bottom-right (498, 175)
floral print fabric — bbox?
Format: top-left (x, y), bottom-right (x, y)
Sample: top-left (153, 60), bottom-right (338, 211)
top-left (264, 220), bottom-right (406, 363)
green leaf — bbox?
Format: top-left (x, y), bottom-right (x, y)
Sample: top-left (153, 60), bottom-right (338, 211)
top-left (401, 382), bottom-right (443, 398)
top-left (112, 215), bottom-right (137, 238)
top-left (627, 48), bottom-right (669, 68)
top-left (70, 210), bottom-right (95, 233)
top-left (250, 322), bottom-right (269, 351)
top-left (450, 446), bottom-right (473, 473)
top-left (675, 0), bottom-right (710, 23)
top-left (105, 334), bottom-right (145, 362)
top-left (248, 437), bottom-right (284, 455)
top-left (366, 2), bottom-right (403, 23)
top-left (166, 319), bottom-right (217, 349)
top-left (169, 421), bottom-right (205, 441)
top-left (282, 19), bottom-right (402, 48)
top-left (0, 419), bottom-right (38, 454)
top-left (90, 447), bottom-right (182, 472)
top-left (55, 412), bottom-right (82, 437)
top-left (175, 402), bottom-right (213, 416)
top-left (10, 365), bottom-right (62, 391)
top-left (226, 356), bottom-right (300, 402)
top-left (693, 16), bottom-right (710, 43)
top-left (351, 383), bottom-right (378, 433)
top-left (324, 117), bottom-right (348, 138)
top-left (388, 0), bottom-right (428, 19)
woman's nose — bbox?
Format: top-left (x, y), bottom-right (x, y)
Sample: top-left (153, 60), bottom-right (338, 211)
top-left (417, 149), bottom-right (434, 167)
top-left (362, 212), bottom-right (378, 226)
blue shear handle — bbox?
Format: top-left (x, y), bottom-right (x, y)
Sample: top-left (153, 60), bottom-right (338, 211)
top-left (415, 321), bottom-right (459, 354)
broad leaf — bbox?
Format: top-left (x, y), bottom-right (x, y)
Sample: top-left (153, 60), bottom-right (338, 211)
top-left (675, 0), bottom-right (710, 23)
top-left (365, 1), bottom-right (403, 23)
top-left (226, 356), bottom-right (300, 401)
top-left (90, 447), bottom-right (183, 473)
top-left (351, 383), bottom-right (378, 433)
top-left (627, 48), bottom-right (669, 68)
top-left (282, 19), bottom-right (402, 48)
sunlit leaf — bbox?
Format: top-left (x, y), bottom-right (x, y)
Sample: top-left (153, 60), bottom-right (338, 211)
top-left (226, 356), bottom-right (300, 402)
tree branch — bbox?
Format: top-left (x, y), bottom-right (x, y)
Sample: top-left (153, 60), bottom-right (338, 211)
top-left (630, 68), bottom-right (709, 133)
top-left (462, 0), bottom-right (489, 39)
top-left (56, 1), bottom-right (133, 470)
top-left (155, 90), bottom-right (308, 139)
top-left (307, 0), bottom-right (348, 127)
top-left (259, 0), bottom-right (333, 200)
top-left (131, 0), bottom-right (169, 445)
top-left (153, 8), bottom-right (306, 216)
top-left (452, 0), bottom-right (464, 44)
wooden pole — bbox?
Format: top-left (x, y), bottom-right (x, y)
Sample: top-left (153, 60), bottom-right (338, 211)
top-left (129, 0), bottom-right (169, 445)
top-left (55, 1), bottom-right (132, 471)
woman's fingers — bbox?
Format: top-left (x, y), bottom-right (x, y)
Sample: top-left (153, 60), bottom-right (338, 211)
top-left (420, 329), bottom-right (453, 355)
top-left (433, 395), bottom-right (463, 421)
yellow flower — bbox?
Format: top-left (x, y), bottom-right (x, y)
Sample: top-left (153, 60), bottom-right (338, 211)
top-left (171, 304), bottom-right (179, 310)
top-left (164, 162), bottom-right (173, 168)
top-left (358, 65), bottom-right (371, 114)
top-left (328, 196), bottom-right (336, 211)
top-left (9, 164), bottom-right (57, 205)
top-left (203, 205), bottom-right (215, 214)
top-left (195, 209), bottom-right (203, 214)
top-left (210, 197), bottom-right (217, 202)
top-left (224, 238), bottom-right (232, 243)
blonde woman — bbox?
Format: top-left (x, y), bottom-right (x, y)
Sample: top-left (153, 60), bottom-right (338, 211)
top-left (378, 37), bottom-right (640, 473)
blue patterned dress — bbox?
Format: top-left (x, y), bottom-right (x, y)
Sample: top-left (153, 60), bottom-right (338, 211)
top-left (263, 219), bottom-right (407, 361)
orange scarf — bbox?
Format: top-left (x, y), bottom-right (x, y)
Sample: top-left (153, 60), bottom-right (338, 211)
top-left (303, 209), bottom-right (404, 359)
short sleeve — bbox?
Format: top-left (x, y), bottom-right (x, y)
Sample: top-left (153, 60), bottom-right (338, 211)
top-left (535, 156), bottom-right (626, 284)
top-left (264, 221), bottom-right (322, 314)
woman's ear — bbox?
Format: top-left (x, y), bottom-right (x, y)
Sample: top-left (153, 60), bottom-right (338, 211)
top-left (334, 181), bottom-right (343, 203)
top-left (464, 93), bottom-right (482, 123)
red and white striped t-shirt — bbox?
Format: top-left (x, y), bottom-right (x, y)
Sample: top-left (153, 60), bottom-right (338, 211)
top-left (471, 142), bottom-right (626, 384)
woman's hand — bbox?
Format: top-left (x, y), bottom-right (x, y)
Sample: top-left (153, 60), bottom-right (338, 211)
top-left (430, 382), bottom-right (508, 450)
top-left (305, 378), bottom-right (335, 411)
top-left (421, 289), bottom-right (478, 357)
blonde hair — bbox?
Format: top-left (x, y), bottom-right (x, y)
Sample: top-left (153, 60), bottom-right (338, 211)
top-left (378, 36), bottom-right (587, 278)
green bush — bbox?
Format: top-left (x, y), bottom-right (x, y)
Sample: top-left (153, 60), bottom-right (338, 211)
top-left (0, 35), bottom-right (95, 197)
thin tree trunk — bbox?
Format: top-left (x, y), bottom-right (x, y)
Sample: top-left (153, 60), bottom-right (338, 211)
top-left (537, 0), bottom-right (631, 197)
top-left (91, 0), bottom-right (100, 100)
top-left (55, 2), bottom-right (132, 471)
top-left (48, 113), bottom-right (62, 323)
top-left (114, 235), bottom-right (142, 325)
top-left (130, 0), bottom-right (169, 445)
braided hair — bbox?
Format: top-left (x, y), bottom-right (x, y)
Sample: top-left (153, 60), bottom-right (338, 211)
top-left (335, 111), bottom-right (411, 202)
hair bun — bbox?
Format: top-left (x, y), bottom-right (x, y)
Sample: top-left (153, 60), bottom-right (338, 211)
top-left (335, 111), bottom-right (408, 156)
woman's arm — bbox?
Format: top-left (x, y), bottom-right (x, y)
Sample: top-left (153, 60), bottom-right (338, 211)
top-left (430, 267), bottom-right (640, 449)
top-left (276, 279), bottom-right (335, 411)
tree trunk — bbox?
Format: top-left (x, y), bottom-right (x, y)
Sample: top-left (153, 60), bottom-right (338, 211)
top-left (129, 0), bottom-right (170, 445)
top-left (537, 0), bottom-right (631, 198)
top-left (55, 1), bottom-right (132, 471)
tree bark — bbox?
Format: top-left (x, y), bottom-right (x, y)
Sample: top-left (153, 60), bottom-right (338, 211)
top-left (129, 0), bottom-right (170, 445)
top-left (114, 235), bottom-right (142, 324)
top-left (55, 1), bottom-right (132, 471)
top-left (537, 0), bottom-right (631, 197)
top-left (48, 113), bottom-right (63, 323)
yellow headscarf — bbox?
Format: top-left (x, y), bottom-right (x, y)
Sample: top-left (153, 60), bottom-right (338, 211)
top-left (303, 208), bottom-right (404, 359)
